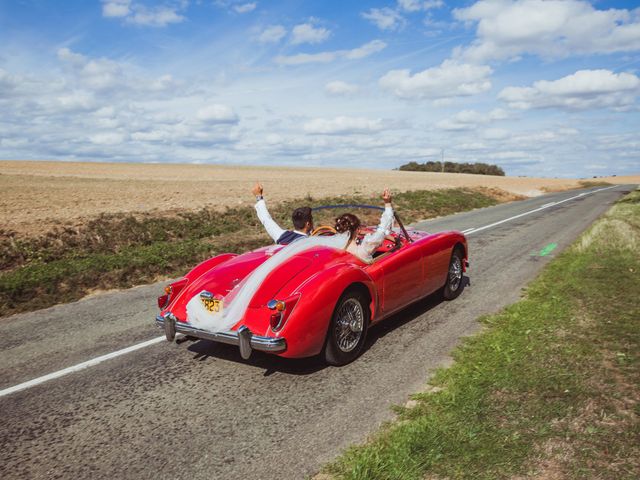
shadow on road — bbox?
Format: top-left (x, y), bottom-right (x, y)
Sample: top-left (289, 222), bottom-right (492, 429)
top-left (183, 276), bottom-right (469, 376)
top-left (364, 276), bottom-right (470, 353)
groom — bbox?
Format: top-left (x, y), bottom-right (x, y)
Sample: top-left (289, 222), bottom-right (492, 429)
top-left (252, 182), bottom-right (314, 244)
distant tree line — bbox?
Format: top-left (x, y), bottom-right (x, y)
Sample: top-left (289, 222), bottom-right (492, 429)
top-left (397, 161), bottom-right (505, 176)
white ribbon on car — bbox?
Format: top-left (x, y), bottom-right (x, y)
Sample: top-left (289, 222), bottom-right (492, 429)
top-left (186, 233), bottom-right (349, 333)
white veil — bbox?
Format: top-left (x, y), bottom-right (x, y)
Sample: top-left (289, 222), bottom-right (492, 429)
top-left (186, 233), bottom-right (349, 333)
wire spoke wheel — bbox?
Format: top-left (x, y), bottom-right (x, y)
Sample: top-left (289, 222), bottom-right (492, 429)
top-left (334, 298), bottom-right (364, 352)
top-left (448, 255), bottom-right (462, 292)
top-left (324, 288), bottom-right (370, 365)
top-left (443, 247), bottom-right (465, 301)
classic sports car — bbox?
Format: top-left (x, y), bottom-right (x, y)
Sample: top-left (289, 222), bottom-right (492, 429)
top-left (155, 205), bottom-right (468, 366)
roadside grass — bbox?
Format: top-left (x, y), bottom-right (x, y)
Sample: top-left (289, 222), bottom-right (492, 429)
top-left (325, 189), bottom-right (639, 479)
top-left (0, 187), bottom-right (501, 316)
top-left (578, 180), bottom-right (613, 188)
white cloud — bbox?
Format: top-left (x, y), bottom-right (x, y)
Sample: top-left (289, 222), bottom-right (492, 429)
top-left (291, 23), bottom-right (331, 45)
top-left (398, 0), bottom-right (443, 12)
top-left (94, 106), bottom-right (116, 118)
top-left (304, 116), bottom-right (385, 135)
top-left (54, 91), bottom-right (97, 112)
top-left (275, 40), bottom-right (386, 65)
top-left (0, 138), bottom-right (29, 149)
top-left (81, 59), bottom-right (123, 90)
top-left (275, 52), bottom-right (336, 66)
top-left (131, 130), bottom-right (171, 142)
top-left (344, 40), bottom-right (386, 59)
top-left (102, 0), bottom-right (131, 18)
top-left (196, 104), bottom-right (239, 124)
top-left (454, 0), bottom-right (640, 62)
top-left (362, 8), bottom-right (405, 31)
top-left (499, 69), bottom-right (640, 110)
top-left (325, 81), bottom-right (359, 96)
top-left (89, 131), bottom-right (128, 145)
top-left (148, 74), bottom-right (178, 91)
top-left (363, 2), bottom-right (443, 31)
top-left (57, 47), bottom-right (85, 65)
top-left (128, 5), bottom-right (184, 26)
top-left (58, 48), bottom-right (123, 91)
top-left (481, 128), bottom-right (510, 140)
top-left (436, 108), bottom-right (508, 130)
top-left (233, 2), bottom-right (256, 14)
top-left (258, 25), bottom-right (286, 43)
top-left (56, 47), bottom-right (181, 96)
top-left (102, 1), bottom-right (185, 27)
top-left (0, 68), bottom-right (18, 96)
top-left (379, 59), bottom-right (492, 100)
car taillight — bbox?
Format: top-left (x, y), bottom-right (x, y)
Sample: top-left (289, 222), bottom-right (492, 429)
top-left (267, 295), bottom-right (300, 332)
top-left (270, 312), bottom-right (284, 331)
top-left (157, 279), bottom-right (188, 310)
top-left (267, 299), bottom-right (286, 311)
top-left (157, 294), bottom-right (169, 309)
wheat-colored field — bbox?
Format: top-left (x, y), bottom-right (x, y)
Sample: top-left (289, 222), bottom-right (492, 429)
top-left (1, 160), bottom-right (637, 236)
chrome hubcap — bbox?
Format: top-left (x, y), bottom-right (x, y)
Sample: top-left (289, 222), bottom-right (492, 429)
top-left (334, 298), bottom-right (364, 353)
top-left (449, 256), bottom-right (462, 292)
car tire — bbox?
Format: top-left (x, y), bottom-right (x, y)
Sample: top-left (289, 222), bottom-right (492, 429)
top-left (443, 247), bottom-right (465, 300)
top-left (323, 288), bottom-right (370, 366)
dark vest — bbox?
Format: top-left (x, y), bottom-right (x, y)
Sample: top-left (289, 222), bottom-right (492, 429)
top-left (277, 230), bottom-right (305, 245)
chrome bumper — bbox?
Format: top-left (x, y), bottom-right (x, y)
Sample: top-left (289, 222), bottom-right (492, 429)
top-left (155, 314), bottom-right (286, 359)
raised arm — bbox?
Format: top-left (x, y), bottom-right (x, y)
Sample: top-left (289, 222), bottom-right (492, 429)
top-left (358, 188), bottom-right (394, 257)
top-left (252, 182), bottom-right (286, 243)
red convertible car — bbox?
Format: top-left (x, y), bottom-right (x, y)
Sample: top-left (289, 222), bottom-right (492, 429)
top-left (155, 205), bottom-right (468, 366)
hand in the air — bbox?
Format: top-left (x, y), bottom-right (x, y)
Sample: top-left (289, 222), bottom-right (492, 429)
top-left (252, 182), bottom-right (263, 197)
top-left (382, 188), bottom-right (392, 204)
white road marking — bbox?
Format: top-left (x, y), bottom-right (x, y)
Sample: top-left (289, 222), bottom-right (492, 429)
top-left (0, 185), bottom-right (621, 398)
top-left (0, 336), bottom-right (165, 398)
top-left (466, 186), bottom-right (616, 237)
top-left (540, 202), bottom-right (556, 208)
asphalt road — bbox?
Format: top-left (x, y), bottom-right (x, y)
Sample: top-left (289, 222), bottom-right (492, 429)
top-left (0, 184), bottom-right (635, 479)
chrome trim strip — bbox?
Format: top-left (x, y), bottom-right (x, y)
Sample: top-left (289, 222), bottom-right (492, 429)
top-left (155, 315), bottom-right (286, 353)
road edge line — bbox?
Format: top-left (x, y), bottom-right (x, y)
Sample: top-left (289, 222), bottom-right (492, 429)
top-left (0, 336), bottom-right (165, 398)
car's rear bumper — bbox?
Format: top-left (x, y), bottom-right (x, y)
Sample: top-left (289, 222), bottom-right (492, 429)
top-left (155, 314), bottom-right (286, 359)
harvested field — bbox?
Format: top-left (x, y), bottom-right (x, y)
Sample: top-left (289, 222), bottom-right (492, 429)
top-left (1, 160), bottom-right (638, 236)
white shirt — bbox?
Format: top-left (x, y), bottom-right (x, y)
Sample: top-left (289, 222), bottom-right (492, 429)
top-left (254, 198), bottom-right (307, 243)
top-left (346, 204), bottom-right (394, 263)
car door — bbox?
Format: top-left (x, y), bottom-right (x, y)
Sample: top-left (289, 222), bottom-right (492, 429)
top-left (374, 244), bottom-right (424, 315)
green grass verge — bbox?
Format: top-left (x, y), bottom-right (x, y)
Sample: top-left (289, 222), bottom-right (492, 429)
top-left (578, 180), bottom-right (613, 188)
top-left (0, 188), bottom-right (499, 316)
top-left (325, 189), bottom-right (639, 479)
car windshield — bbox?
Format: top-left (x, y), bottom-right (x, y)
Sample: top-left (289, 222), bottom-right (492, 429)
top-left (310, 204), bottom-right (385, 229)
top-left (310, 204), bottom-right (412, 243)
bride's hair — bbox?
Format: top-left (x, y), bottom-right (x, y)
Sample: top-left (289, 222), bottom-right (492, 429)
top-left (335, 213), bottom-right (361, 245)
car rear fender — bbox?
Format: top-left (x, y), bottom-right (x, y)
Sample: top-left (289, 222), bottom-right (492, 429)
top-left (162, 253), bottom-right (238, 313)
top-left (276, 264), bottom-right (376, 358)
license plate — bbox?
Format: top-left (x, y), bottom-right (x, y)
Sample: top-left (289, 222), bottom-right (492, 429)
top-left (201, 297), bottom-right (223, 313)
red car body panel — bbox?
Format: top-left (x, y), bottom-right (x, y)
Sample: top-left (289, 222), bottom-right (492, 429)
top-left (160, 229), bottom-right (467, 359)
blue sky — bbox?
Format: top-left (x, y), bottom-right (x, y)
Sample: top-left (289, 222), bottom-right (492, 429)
top-left (0, 0), bottom-right (639, 177)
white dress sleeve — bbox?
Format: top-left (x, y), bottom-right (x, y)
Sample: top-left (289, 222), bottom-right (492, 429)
top-left (254, 199), bottom-right (286, 243)
top-left (349, 205), bottom-right (394, 263)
